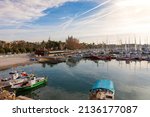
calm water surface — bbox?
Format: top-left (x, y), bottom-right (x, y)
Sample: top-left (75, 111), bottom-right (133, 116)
top-left (1, 59), bottom-right (150, 100)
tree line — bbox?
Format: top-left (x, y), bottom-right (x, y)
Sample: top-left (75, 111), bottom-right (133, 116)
top-left (0, 36), bottom-right (103, 54)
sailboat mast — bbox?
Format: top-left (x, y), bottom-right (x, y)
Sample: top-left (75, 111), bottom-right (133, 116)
top-left (134, 35), bottom-right (137, 51)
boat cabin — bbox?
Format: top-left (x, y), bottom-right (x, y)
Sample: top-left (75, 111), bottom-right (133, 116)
top-left (89, 80), bottom-right (115, 100)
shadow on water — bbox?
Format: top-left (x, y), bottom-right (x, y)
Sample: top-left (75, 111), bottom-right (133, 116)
top-left (41, 62), bottom-right (59, 68)
top-left (41, 58), bottom-right (81, 68)
top-left (66, 59), bottom-right (80, 67)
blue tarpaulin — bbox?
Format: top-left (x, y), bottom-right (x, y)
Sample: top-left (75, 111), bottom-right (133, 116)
top-left (92, 79), bottom-right (115, 93)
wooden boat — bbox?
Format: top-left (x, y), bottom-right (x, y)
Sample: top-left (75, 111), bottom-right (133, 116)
top-left (89, 79), bottom-right (115, 100)
top-left (11, 77), bottom-right (48, 92)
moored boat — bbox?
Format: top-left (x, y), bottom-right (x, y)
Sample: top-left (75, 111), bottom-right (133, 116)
top-left (89, 55), bottom-right (111, 61)
top-left (89, 79), bottom-right (115, 100)
top-left (1, 71), bottom-right (28, 82)
top-left (9, 78), bottom-right (28, 86)
top-left (11, 76), bottom-right (48, 92)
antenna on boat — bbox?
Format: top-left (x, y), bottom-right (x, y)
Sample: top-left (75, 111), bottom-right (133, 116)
top-left (134, 35), bottom-right (137, 51)
top-left (125, 39), bottom-right (127, 53)
top-left (128, 35), bottom-right (130, 52)
top-left (139, 36), bottom-right (141, 50)
top-left (147, 35), bottom-right (149, 51)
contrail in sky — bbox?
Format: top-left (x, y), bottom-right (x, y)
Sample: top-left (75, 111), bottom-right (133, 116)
top-left (62, 0), bottom-right (111, 29)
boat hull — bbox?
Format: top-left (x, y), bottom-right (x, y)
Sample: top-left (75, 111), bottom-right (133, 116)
top-left (14, 78), bottom-right (48, 92)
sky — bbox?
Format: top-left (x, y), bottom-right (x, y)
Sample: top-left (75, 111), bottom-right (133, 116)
top-left (0, 0), bottom-right (150, 44)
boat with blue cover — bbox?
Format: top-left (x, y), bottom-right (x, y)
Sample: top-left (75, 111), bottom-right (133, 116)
top-left (89, 79), bottom-right (115, 100)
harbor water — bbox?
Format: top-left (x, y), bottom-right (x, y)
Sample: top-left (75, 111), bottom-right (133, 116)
top-left (0, 59), bottom-right (150, 100)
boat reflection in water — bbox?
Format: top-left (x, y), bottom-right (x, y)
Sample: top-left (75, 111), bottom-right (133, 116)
top-left (16, 83), bottom-right (47, 99)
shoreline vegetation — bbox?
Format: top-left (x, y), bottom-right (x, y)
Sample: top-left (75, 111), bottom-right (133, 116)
top-left (0, 36), bottom-right (86, 55)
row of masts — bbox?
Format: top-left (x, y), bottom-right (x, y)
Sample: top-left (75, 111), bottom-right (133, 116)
top-left (94, 35), bottom-right (150, 53)
top-left (96, 35), bottom-right (150, 45)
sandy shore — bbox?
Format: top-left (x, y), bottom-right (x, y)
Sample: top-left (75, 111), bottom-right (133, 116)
top-left (0, 54), bottom-right (35, 70)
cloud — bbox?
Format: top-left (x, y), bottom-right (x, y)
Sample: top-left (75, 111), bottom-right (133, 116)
top-left (61, 0), bottom-right (150, 43)
top-left (0, 0), bottom-right (78, 26)
top-left (1, 0), bottom-right (150, 43)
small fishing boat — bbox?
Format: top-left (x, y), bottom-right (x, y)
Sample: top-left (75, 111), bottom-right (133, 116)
top-left (89, 79), bottom-right (115, 100)
top-left (9, 78), bottom-right (28, 86)
top-left (1, 71), bottom-right (28, 82)
top-left (11, 76), bottom-right (48, 92)
top-left (68, 54), bottom-right (83, 61)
